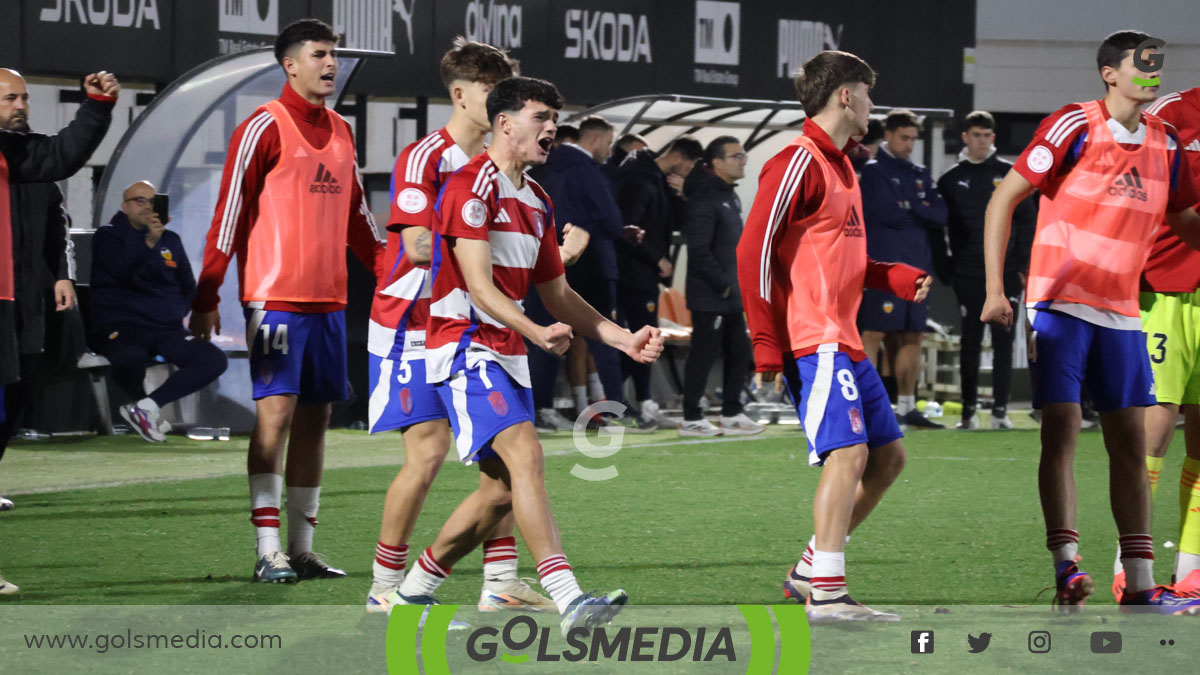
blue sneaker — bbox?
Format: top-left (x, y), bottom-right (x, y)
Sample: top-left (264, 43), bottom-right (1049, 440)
top-left (1119, 585), bottom-right (1200, 615)
top-left (252, 551), bottom-right (297, 584)
top-left (384, 590), bottom-right (471, 630)
top-left (782, 565), bottom-right (810, 603)
top-left (560, 590), bottom-right (628, 636)
top-left (1052, 560), bottom-right (1093, 611)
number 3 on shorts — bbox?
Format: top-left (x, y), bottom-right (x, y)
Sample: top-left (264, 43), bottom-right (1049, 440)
top-left (837, 368), bottom-right (859, 401)
top-left (1150, 332), bottom-right (1167, 364)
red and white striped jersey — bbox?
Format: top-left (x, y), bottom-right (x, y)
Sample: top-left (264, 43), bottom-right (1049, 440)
top-left (1143, 88), bottom-right (1200, 293)
top-left (425, 153), bottom-right (565, 387)
top-left (368, 128), bottom-right (473, 359)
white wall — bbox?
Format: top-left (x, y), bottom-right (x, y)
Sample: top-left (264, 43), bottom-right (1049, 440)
top-left (975, 0), bottom-right (1200, 113)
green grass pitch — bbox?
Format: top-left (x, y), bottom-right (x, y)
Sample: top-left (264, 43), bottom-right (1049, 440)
top-left (1, 420), bottom-right (1191, 608)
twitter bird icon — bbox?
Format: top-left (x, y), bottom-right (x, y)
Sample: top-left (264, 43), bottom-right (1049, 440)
top-left (967, 633), bottom-right (992, 653)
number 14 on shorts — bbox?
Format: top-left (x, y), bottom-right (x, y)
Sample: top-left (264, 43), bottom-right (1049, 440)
top-left (259, 323), bottom-right (289, 355)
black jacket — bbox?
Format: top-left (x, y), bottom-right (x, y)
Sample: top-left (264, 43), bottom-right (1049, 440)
top-left (0, 96), bottom-right (113, 385)
top-left (936, 151), bottom-right (1038, 289)
top-left (91, 212), bottom-right (197, 333)
top-left (529, 144), bottom-right (623, 281)
top-left (683, 165), bottom-right (743, 313)
top-left (11, 181), bottom-right (72, 355)
top-left (614, 149), bottom-right (681, 291)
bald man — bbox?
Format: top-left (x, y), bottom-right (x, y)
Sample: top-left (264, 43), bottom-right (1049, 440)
top-left (90, 181), bottom-right (227, 441)
top-left (0, 69), bottom-right (78, 473)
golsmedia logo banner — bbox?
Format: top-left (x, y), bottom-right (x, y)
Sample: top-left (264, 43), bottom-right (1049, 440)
top-left (385, 605), bottom-right (811, 674)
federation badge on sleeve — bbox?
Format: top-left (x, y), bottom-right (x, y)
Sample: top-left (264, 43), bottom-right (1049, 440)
top-left (462, 199), bottom-right (488, 228)
top-left (397, 188), bottom-right (428, 214)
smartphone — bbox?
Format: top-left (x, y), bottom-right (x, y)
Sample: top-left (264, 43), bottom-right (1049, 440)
top-left (152, 194), bottom-right (169, 224)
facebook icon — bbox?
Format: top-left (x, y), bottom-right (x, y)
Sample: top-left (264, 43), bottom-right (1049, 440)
top-left (911, 630), bottom-right (935, 654)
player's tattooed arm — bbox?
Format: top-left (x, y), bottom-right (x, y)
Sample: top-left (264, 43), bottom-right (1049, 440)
top-left (401, 226), bottom-right (434, 265)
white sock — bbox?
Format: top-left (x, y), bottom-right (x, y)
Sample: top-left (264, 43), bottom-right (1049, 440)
top-left (810, 550), bottom-right (847, 600)
top-left (537, 555), bottom-right (584, 614)
top-left (1113, 547), bottom-right (1123, 576)
top-left (587, 372), bottom-right (605, 402)
top-left (795, 536), bottom-right (815, 577)
top-left (373, 561), bottom-right (406, 588)
top-left (399, 548), bottom-right (449, 598)
top-left (249, 473), bottom-right (283, 558)
top-left (897, 395), bottom-right (916, 415)
top-left (285, 486), bottom-right (320, 556)
top-left (572, 386), bottom-right (588, 413)
top-left (1175, 552), bottom-right (1200, 581)
top-left (482, 537), bottom-right (519, 582)
top-left (1123, 558), bottom-right (1154, 593)
top-left (1119, 534), bottom-right (1155, 593)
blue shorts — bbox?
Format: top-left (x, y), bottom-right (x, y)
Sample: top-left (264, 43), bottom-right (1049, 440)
top-left (436, 360), bottom-right (535, 464)
top-left (245, 308), bottom-right (348, 403)
top-left (1029, 309), bottom-right (1155, 412)
top-left (858, 289), bottom-right (927, 333)
top-left (367, 354), bottom-right (448, 433)
top-left (782, 351), bottom-right (903, 466)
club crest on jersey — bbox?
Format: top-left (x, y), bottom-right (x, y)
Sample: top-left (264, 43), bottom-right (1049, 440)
top-left (848, 407), bottom-right (863, 434)
top-left (400, 387), bottom-right (414, 415)
top-left (160, 248), bottom-right (177, 268)
top-left (488, 390), bottom-right (509, 415)
top-left (882, 301), bottom-right (894, 314)
top-left (310, 163), bottom-right (343, 194)
top-left (463, 198), bottom-right (488, 228)
top-left (532, 211), bottom-right (545, 238)
top-left (397, 187), bottom-right (428, 214)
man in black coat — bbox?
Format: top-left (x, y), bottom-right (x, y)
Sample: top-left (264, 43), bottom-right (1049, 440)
top-left (614, 136), bottom-right (702, 425)
top-left (91, 181), bottom-right (227, 443)
top-left (680, 136), bottom-right (762, 437)
top-left (0, 68), bottom-right (117, 462)
top-left (935, 110), bottom-right (1037, 430)
top-left (0, 70), bottom-right (79, 468)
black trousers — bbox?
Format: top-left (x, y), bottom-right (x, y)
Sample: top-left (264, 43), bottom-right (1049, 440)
top-left (0, 355), bottom-right (38, 461)
top-left (97, 325), bottom-right (227, 408)
top-left (683, 311), bottom-right (751, 420)
top-left (616, 286), bottom-right (659, 402)
top-left (955, 277), bottom-right (1016, 414)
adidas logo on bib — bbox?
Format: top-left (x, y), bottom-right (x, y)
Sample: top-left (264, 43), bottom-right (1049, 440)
top-left (1106, 166), bottom-right (1147, 202)
top-left (310, 163), bottom-right (343, 194)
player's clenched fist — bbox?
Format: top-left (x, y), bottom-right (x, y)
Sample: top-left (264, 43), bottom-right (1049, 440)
top-left (980, 293), bottom-right (1013, 329)
top-left (627, 325), bottom-right (664, 364)
top-left (539, 322), bottom-right (573, 355)
top-left (84, 71), bottom-right (120, 99)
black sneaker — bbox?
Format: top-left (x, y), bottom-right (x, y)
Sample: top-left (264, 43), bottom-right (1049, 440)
top-left (899, 409), bottom-right (945, 429)
top-left (290, 551), bottom-right (347, 580)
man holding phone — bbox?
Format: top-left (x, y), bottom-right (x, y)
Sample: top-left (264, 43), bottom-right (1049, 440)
top-left (90, 180), bottom-right (228, 441)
